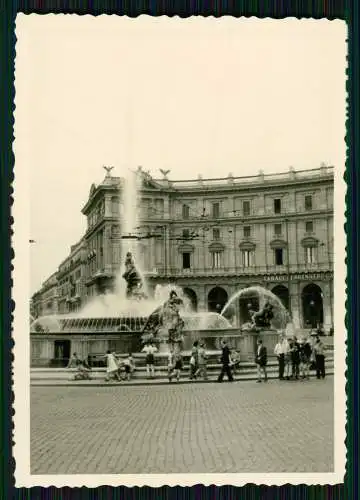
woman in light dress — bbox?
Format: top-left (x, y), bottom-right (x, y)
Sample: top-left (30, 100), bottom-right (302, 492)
top-left (104, 350), bottom-right (121, 382)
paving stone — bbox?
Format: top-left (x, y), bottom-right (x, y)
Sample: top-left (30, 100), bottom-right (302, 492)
top-left (30, 378), bottom-right (334, 474)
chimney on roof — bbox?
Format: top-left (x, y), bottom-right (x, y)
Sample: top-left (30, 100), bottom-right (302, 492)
top-left (197, 174), bottom-right (203, 185)
top-left (227, 173), bottom-right (234, 184)
top-left (258, 170), bottom-right (265, 181)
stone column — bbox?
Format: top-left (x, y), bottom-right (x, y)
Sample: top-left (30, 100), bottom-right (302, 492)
top-left (321, 281), bottom-right (333, 333)
top-left (104, 195), bottom-right (112, 218)
top-left (197, 284), bottom-right (207, 312)
top-left (289, 282), bottom-right (301, 329)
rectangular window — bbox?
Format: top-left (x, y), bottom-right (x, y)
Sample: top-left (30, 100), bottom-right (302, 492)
top-left (213, 228), bottom-right (220, 240)
top-left (182, 229), bottom-right (190, 239)
top-left (182, 252), bottom-right (191, 269)
top-left (274, 223), bottom-right (282, 236)
top-left (212, 202), bottom-right (220, 218)
top-left (274, 198), bottom-right (281, 214)
top-left (305, 247), bottom-right (316, 264)
top-left (242, 250), bottom-right (253, 267)
top-left (243, 226), bottom-right (251, 238)
top-left (182, 204), bottom-right (190, 219)
top-left (274, 248), bottom-right (283, 266)
top-left (211, 251), bottom-right (222, 269)
top-left (305, 221), bottom-right (313, 233)
top-left (243, 200), bottom-right (250, 216)
top-left (305, 195), bottom-right (313, 211)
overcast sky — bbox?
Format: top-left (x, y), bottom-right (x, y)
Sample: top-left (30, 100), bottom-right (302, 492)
top-left (14, 15), bottom-right (346, 294)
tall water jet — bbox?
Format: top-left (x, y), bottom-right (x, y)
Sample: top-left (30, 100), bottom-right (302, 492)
top-left (114, 167), bottom-right (142, 297)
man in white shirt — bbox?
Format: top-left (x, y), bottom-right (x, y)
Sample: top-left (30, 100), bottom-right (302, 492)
top-left (274, 336), bottom-right (285, 380)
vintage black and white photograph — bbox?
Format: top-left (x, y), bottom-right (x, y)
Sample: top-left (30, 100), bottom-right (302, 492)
top-left (13, 15), bottom-right (346, 486)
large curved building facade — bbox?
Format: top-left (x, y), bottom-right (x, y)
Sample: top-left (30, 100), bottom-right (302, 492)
top-left (32, 165), bottom-right (334, 332)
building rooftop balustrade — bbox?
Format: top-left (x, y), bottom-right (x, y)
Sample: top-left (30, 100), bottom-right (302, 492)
top-left (152, 166), bottom-right (334, 190)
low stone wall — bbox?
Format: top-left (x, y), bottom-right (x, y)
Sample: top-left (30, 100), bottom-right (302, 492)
top-left (30, 328), bottom-right (279, 367)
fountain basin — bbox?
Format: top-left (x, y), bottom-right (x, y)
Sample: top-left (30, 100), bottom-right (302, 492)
top-left (30, 327), bottom-right (279, 367)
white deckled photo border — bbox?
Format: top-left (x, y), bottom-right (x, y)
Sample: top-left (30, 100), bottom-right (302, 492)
top-left (12, 14), bottom-right (347, 487)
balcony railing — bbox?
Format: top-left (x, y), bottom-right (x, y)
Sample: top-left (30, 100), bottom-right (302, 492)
top-left (144, 262), bottom-right (332, 277)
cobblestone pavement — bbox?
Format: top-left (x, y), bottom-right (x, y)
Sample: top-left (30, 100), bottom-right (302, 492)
top-left (31, 378), bottom-right (334, 474)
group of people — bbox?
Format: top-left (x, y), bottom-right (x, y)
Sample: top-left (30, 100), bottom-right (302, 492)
top-left (67, 332), bottom-right (327, 384)
top-left (274, 333), bottom-right (326, 382)
top-left (188, 339), bottom-right (241, 383)
top-left (103, 351), bottom-right (135, 382)
top-left (67, 351), bottom-right (135, 382)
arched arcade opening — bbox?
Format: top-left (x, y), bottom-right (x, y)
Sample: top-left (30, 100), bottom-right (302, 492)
top-left (271, 284), bottom-right (290, 311)
top-left (207, 287), bottom-right (228, 313)
top-left (301, 283), bottom-right (324, 328)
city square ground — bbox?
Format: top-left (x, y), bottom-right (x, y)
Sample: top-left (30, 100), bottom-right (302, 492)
top-left (31, 377), bottom-right (334, 474)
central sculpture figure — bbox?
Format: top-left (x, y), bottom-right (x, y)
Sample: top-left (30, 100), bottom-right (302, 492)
top-left (141, 290), bottom-right (184, 353)
top-left (122, 252), bottom-right (146, 300)
top-left (249, 300), bottom-right (274, 329)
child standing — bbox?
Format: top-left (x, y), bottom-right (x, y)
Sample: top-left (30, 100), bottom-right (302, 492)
top-left (142, 342), bottom-right (158, 379)
top-left (196, 342), bottom-right (208, 380)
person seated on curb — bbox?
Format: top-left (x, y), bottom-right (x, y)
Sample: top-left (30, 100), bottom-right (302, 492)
top-left (67, 352), bottom-right (81, 369)
top-left (73, 359), bottom-right (92, 381)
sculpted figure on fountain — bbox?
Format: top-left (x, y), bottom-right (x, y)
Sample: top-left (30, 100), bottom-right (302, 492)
top-left (141, 290), bottom-right (184, 352)
top-left (251, 301), bottom-right (274, 328)
top-left (122, 252), bottom-right (146, 300)
top-left (241, 300), bottom-right (275, 332)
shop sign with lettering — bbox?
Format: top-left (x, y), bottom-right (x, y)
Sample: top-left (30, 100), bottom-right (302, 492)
top-left (263, 271), bottom-right (333, 282)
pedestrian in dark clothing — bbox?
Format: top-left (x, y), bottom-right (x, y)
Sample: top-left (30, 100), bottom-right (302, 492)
top-left (217, 339), bottom-right (234, 382)
top-left (314, 337), bottom-right (326, 379)
top-left (291, 337), bottom-right (300, 379)
top-left (255, 339), bottom-right (268, 382)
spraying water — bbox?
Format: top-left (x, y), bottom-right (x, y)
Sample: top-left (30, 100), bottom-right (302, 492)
top-left (221, 285), bottom-right (289, 330)
top-left (31, 166), bottom-right (235, 332)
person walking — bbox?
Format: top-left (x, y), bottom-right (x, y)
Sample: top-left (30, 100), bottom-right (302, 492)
top-left (196, 342), bottom-right (208, 380)
top-left (314, 336), bottom-right (326, 379)
top-left (104, 350), bottom-right (121, 382)
top-left (217, 339), bottom-right (234, 382)
top-left (274, 336), bottom-right (285, 380)
top-left (189, 341), bottom-right (199, 380)
top-left (142, 342), bottom-right (158, 379)
top-left (255, 339), bottom-right (268, 383)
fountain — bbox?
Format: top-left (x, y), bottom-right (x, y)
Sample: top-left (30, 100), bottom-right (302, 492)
top-left (220, 285), bottom-right (291, 360)
top-left (30, 168), bottom-right (292, 368)
top-left (30, 168), bottom-right (235, 367)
